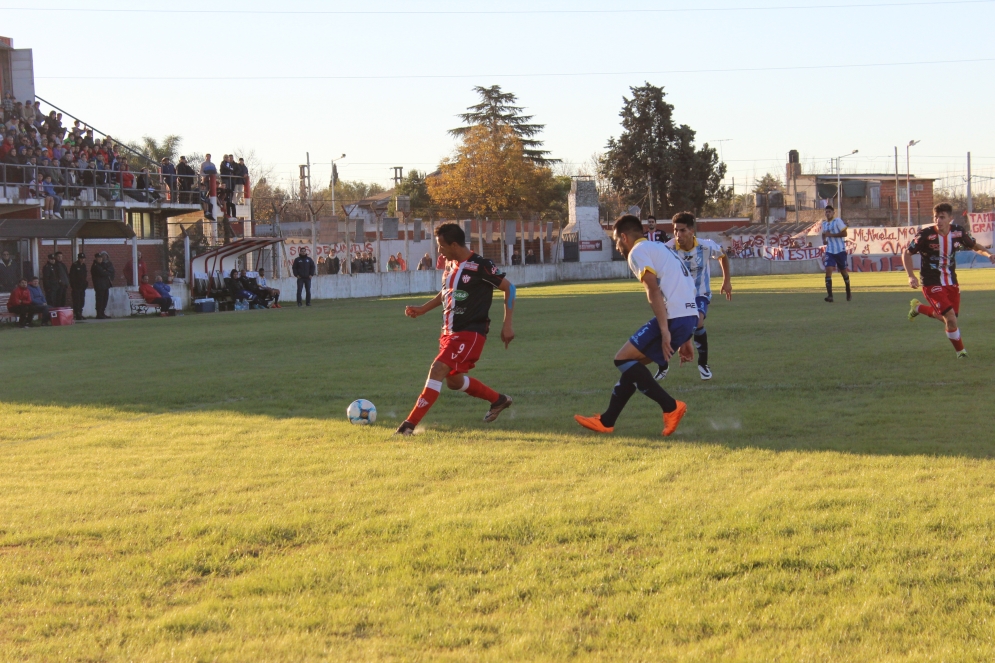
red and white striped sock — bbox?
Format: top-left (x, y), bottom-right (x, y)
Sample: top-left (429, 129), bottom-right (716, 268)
top-left (459, 376), bottom-right (500, 403)
top-left (946, 328), bottom-right (965, 352)
top-left (404, 379), bottom-right (441, 426)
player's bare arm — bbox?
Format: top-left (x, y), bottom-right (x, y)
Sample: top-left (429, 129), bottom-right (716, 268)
top-left (641, 271), bottom-right (674, 361)
top-left (405, 292), bottom-right (443, 318)
top-left (497, 279), bottom-right (516, 349)
top-left (971, 245), bottom-right (995, 264)
top-left (717, 254), bottom-right (732, 300)
top-left (902, 250), bottom-right (920, 289)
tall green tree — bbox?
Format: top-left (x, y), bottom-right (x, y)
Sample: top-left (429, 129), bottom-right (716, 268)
top-left (394, 170), bottom-right (432, 216)
top-left (600, 83), bottom-right (726, 217)
top-left (450, 85), bottom-right (559, 165)
top-left (429, 125), bottom-right (558, 216)
top-left (752, 173), bottom-right (784, 194)
top-left (126, 134), bottom-right (182, 167)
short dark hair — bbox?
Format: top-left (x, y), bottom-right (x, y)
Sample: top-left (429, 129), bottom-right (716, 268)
top-left (647, 215), bottom-right (656, 222)
top-left (672, 211), bottom-right (695, 228)
top-left (435, 222), bottom-right (465, 246)
top-left (825, 205), bottom-right (835, 212)
top-left (613, 214), bottom-right (643, 237)
top-left (934, 202), bottom-right (953, 215)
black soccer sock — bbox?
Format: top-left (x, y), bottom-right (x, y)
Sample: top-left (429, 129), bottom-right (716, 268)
top-left (618, 360), bottom-right (678, 413)
top-left (842, 273), bottom-right (851, 295)
top-left (694, 328), bottom-right (709, 367)
top-left (825, 276), bottom-right (833, 297)
top-left (600, 375), bottom-right (637, 428)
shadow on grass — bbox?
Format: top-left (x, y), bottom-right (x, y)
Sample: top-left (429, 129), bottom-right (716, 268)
top-left (0, 282), bottom-right (993, 459)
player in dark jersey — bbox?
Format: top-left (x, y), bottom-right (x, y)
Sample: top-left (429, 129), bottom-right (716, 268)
top-left (904, 202), bottom-right (994, 358)
top-left (395, 223), bottom-right (516, 435)
top-left (643, 216), bottom-right (670, 243)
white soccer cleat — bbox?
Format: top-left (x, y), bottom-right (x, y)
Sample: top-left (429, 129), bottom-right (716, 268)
top-left (698, 365), bottom-right (712, 380)
top-left (654, 366), bottom-right (669, 381)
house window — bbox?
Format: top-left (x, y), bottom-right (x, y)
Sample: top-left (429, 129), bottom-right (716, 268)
top-left (127, 212), bottom-right (155, 238)
top-left (898, 186), bottom-right (908, 203)
top-left (795, 191), bottom-right (807, 208)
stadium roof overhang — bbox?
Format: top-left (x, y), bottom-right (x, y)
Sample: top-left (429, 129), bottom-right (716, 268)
top-left (0, 218), bottom-right (136, 240)
top-left (190, 237), bottom-right (283, 277)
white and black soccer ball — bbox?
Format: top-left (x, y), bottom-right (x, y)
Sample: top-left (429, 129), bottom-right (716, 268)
top-left (347, 399), bottom-right (377, 425)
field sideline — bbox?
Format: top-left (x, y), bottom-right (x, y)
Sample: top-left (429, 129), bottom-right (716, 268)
top-left (2, 270), bottom-right (994, 661)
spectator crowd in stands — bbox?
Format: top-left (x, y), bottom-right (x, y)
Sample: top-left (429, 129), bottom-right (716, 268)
top-left (2, 96), bottom-right (249, 213)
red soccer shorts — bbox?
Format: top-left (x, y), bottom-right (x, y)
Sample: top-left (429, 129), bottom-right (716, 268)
top-left (436, 331), bottom-right (486, 375)
top-left (923, 284), bottom-right (960, 317)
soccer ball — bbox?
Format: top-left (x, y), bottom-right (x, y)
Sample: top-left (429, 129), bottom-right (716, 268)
top-left (347, 399), bottom-right (377, 425)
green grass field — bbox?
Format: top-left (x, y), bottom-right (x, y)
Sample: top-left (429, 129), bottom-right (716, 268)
top-left (2, 270), bottom-right (994, 662)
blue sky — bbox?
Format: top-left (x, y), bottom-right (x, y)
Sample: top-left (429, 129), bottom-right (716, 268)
top-left (6, 0), bottom-right (995, 196)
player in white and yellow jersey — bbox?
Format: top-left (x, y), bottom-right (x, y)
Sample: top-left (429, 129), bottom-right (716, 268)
top-left (574, 214), bottom-right (699, 437)
top-left (665, 211), bottom-right (732, 380)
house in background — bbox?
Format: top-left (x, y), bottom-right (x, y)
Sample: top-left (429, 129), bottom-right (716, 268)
top-left (784, 150), bottom-right (935, 226)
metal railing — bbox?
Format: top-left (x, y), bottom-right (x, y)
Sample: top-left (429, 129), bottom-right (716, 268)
top-left (0, 163), bottom-right (249, 206)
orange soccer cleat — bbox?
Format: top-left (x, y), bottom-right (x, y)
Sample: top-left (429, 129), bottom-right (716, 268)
top-left (662, 401), bottom-right (687, 436)
top-left (574, 414), bottom-right (614, 434)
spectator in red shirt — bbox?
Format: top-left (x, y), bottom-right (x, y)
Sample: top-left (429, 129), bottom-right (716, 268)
top-left (138, 275), bottom-right (173, 315)
top-left (123, 251), bottom-right (147, 287)
top-left (119, 164), bottom-right (135, 189)
top-left (9, 277), bottom-right (50, 327)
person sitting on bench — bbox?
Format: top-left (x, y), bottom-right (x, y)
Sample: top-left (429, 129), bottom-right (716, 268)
top-left (9, 277), bottom-right (51, 327)
top-left (228, 268), bottom-right (261, 308)
top-left (256, 268), bottom-right (281, 308)
top-left (238, 269), bottom-right (273, 308)
top-left (138, 275), bottom-right (174, 315)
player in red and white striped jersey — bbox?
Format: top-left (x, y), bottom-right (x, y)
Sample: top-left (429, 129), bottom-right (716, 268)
top-left (904, 202), bottom-right (995, 358)
top-left (395, 223), bottom-right (516, 435)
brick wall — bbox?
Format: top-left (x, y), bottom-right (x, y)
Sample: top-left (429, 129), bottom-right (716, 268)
top-left (880, 179), bottom-right (934, 225)
top-left (39, 240), bottom-right (168, 287)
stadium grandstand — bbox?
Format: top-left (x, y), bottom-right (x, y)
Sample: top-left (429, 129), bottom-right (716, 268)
top-left (0, 35), bottom-right (252, 290)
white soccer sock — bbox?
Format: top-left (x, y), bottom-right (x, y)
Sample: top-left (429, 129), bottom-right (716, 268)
top-left (459, 376), bottom-right (471, 392)
top-left (425, 378), bottom-right (443, 393)
top-left (946, 329), bottom-right (961, 340)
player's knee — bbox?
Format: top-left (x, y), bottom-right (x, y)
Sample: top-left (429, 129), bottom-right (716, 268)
top-left (429, 361), bottom-right (451, 381)
top-left (445, 374), bottom-right (465, 390)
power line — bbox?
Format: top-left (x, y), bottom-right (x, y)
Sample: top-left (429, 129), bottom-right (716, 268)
top-left (35, 57), bottom-right (995, 81)
top-left (4, 0), bottom-right (991, 13)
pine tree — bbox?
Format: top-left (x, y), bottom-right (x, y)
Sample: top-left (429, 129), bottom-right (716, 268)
top-left (600, 83), bottom-right (725, 217)
top-left (450, 85), bottom-right (559, 165)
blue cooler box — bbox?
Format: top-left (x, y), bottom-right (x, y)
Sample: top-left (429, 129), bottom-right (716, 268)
top-left (194, 298), bottom-right (216, 313)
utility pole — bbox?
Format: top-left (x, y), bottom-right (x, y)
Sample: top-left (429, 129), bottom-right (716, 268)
top-left (392, 167), bottom-right (405, 272)
top-left (835, 150), bottom-right (858, 220)
top-left (894, 147), bottom-right (900, 224)
top-left (967, 152), bottom-right (973, 214)
top-left (907, 140), bottom-right (920, 227)
top-left (308, 153), bottom-right (316, 261)
top-left (329, 153), bottom-right (345, 273)
top-left (647, 178), bottom-right (655, 218)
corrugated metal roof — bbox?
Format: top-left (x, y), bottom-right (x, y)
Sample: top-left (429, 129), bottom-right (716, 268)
top-left (723, 222), bottom-right (815, 236)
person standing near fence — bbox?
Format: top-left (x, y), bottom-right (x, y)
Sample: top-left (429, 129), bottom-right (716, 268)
top-left (292, 247), bottom-right (316, 307)
top-left (91, 252), bottom-right (115, 319)
top-left (175, 156), bottom-right (195, 203)
top-left (69, 252), bottom-right (88, 321)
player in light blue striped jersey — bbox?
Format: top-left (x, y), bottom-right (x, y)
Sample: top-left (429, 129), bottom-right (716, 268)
top-left (820, 205), bottom-right (851, 302)
top-left (666, 212), bottom-right (732, 380)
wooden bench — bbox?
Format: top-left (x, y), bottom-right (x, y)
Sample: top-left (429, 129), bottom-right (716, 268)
top-left (0, 293), bottom-right (18, 323)
top-left (127, 290), bottom-right (161, 316)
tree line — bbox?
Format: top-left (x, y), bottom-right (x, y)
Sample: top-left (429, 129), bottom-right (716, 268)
top-left (136, 82), bottom-right (733, 225)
